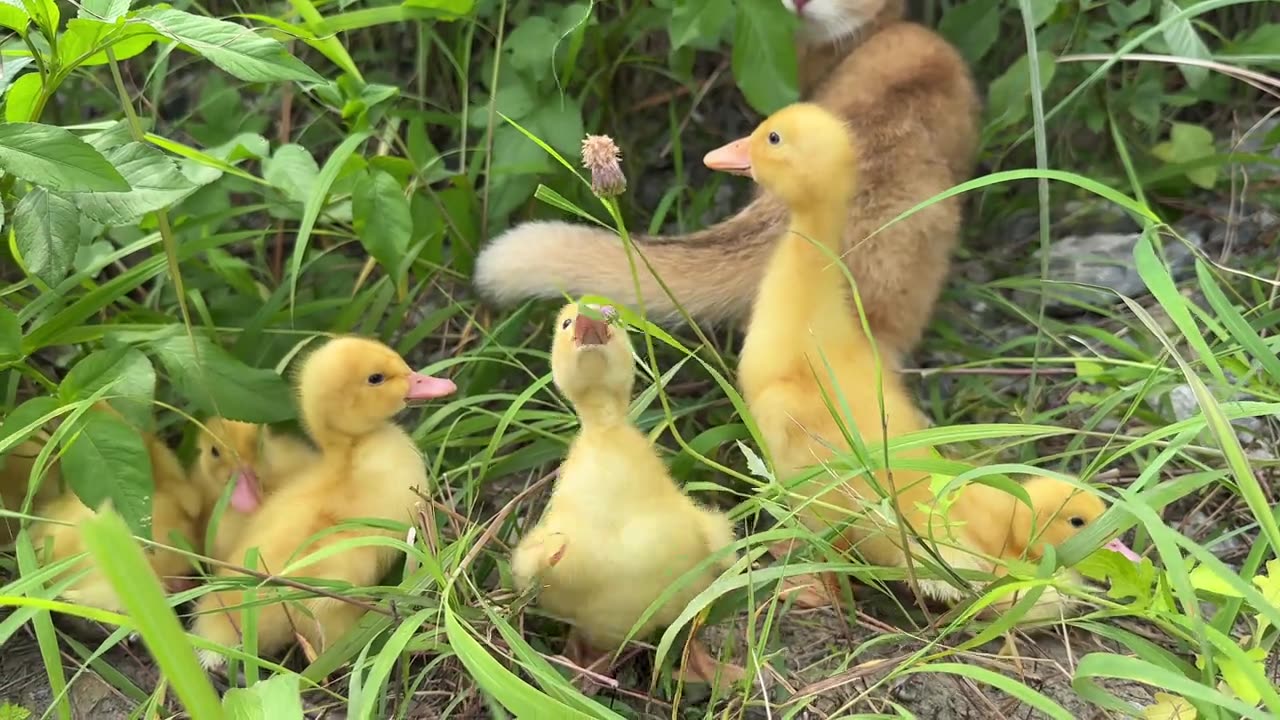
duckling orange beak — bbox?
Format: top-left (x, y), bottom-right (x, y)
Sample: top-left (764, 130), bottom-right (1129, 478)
top-left (1104, 538), bottom-right (1140, 562)
top-left (703, 137), bottom-right (753, 177)
top-left (229, 468), bottom-right (262, 513)
top-left (573, 314), bottom-right (610, 347)
top-left (406, 372), bottom-right (457, 402)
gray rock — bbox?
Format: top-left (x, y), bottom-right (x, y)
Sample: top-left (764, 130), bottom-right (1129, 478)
top-left (1034, 228), bottom-right (1203, 313)
top-left (1153, 382), bottom-right (1269, 449)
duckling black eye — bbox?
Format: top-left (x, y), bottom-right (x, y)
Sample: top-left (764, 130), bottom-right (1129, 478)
top-left (209, 446), bottom-right (220, 459)
top-left (367, 373), bottom-right (385, 385)
top-left (561, 318), bottom-right (573, 330)
top-left (1069, 516), bottom-right (1086, 528)
top-left (768, 131), bottom-right (781, 145)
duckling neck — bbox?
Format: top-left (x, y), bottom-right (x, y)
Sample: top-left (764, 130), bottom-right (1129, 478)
top-left (572, 392), bottom-right (630, 430)
top-left (745, 197), bottom-right (863, 363)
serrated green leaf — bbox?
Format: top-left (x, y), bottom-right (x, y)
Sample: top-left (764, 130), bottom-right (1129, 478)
top-left (135, 7), bottom-right (325, 84)
top-left (353, 168), bottom-right (412, 277)
top-left (14, 187), bottom-right (80, 287)
top-left (505, 15), bottom-right (558, 83)
top-left (732, 0), bottom-right (799, 114)
top-left (68, 142), bottom-right (201, 225)
top-left (1188, 562), bottom-right (1245, 599)
top-left (985, 51), bottom-right (1057, 135)
top-left (0, 122), bottom-right (131, 192)
top-left (0, 55), bottom-right (33, 98)
top-left (0, 1), bottom-right (29, 34)
top-left (669, 0), bottom-right (731, 51)
top-left (150, 335), bottom-right (295, 423)
top-left (938, 0), bottom-right (1002, 64)
top-left (1150, 122), bottom-right (1217, 189)
top-left (3, 72), bottom-right (41, 123)
top-left (263, 143), bottom-right (319, 203)
top-left (59, 347), bottom-right (156, 430)
top-left (0, 308), bottom-right (20, 362)
top-left (59, 18), bottom-right (157, 67)
top-left (222, 673), bottom-right (303, 719)
top-left (61, 408), bottom-right (154, 538)
top-left (78, 0), bottom-right (130, 21)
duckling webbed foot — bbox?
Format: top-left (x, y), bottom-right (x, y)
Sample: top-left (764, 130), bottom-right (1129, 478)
top-left (562, 629), bottom-right (615, 695)
top-left (676, 637), bottom-right (747, 691)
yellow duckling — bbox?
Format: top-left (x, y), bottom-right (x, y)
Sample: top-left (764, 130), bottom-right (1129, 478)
top-left (511, 303), bottom-right (743, 685)
top-left (191, 417), bottom-right (319, 562)
top-left (190, 336), bottom-right (456, 669)
top-left (705, 103), bottom-right (936, 604)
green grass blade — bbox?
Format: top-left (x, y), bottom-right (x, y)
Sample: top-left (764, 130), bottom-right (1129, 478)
top-left (77, 508), bottom-right (223, 719)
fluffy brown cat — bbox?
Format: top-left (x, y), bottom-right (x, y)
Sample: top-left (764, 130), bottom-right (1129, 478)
top-left (473, 0), bottom-right (980, 361)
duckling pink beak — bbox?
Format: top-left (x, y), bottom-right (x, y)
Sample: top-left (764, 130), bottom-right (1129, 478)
top-left (1104, 538), bottom-right (1140, 562)
top-left (573, 313), bottom-right (611, 347)
top-left (704, 137), bottom-right (753, 177)
top-left (406, 372), bottom-right (457, 401)
top-left (229, 468), bottom-right (262, 513)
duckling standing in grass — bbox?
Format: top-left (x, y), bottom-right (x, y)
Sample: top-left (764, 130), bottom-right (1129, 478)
top-left (511, 303), bottom-right (745, 687)
top-left (190, 336), bottom-right (456, 669)
top-left (29, 406), bottom-right (204, 609)
top-left (705, 103), bottom-right (937, 606)
top-left (704, 105), bottom-right (1135, 620)
top-left (191, 417), bottom-right (319, 562)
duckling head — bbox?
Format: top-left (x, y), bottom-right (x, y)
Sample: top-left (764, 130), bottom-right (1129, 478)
top-left (297, 336), bottom-right (457, 441)
top-left (550, 303), bottom-right (634, 410)
top-left (1011, 476), bottom-right (1111, 559)
top-left (195, 417), bottom-right (267, 513)
top-left (703, 102), bottom-right (857, 212)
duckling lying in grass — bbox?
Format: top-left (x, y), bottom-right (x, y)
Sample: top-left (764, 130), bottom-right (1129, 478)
top-left (511, 303), bottom-right (744, 686)
top-left (190, 336), bottom-right (456, 669)
top-left (916, 475), bottom-right (1134, 620)
top-left (30, 406), bottom-right (204, 609)
top-left (1, 435), bottom-right (63, 546)
top-left (191, 417), bottom-right (318, 562)
top-left (705, 104), bottom-right (1134, 620)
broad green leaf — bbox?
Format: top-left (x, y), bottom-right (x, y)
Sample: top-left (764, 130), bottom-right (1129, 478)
top-left (69, 142), bottom-right (201, 225)
top-left (312, 0), bottom-right (472, 34)
top-left (1151, 122), bottom-right (1217, 189)
top-left (1157, 0), bottom-right (1210, 89)
top-left (0, 308), bottom-right (20, 361)
top-left (0, 122), bottom-right (131, 192)
top-left (938, 0), bottom-right (1002, 64)
top-left (1142, 692), bottom-right (1197, 720)
top-left (505, 15), bottom-right (558, 83)
top-left (985, 51), bottom-right (1057, 135)
top-left (58, 18), bottom-right (157, 66)
top-left (1108, 0), bottom-right (1152, 28)
top-left (524, 97), bottom-right (584, 156)
top-left (14, 188), bottom-right (80, 287)
top-left (135, 7), bottom-right (325, 84)
top-left (669, 0), bottom-right (731, 51)
top-left (58, 347), bottom-right (156, 430)
top-left (222, 673), bottom-right (303, 719)
top-left (1229, 23), bottom-right (1280, 55)
top-left (263, 143), bottom-right (319, 203)
top-left (0, 55), bottom-right (33, 98)
top-left (353, 169), bottom-right (412, 277)
top-left (1025, 0), bottom-right (1058, 26)
top-left (78, 0), bottom-right (130, 21)
top-left (402, 0), bottom-right (474, 12)
top-left (0, 0), bottom-right (29, 33)
top-left (1188, 562), bottom-right (1245, 599)
top-left (61, 408), bottom-right (154, 538)
top-left (150, 335), bottom-right (295, 423)
top-left (732, 0), bottom-right (799, 114)
top-left (3, 72), bottom-right (41, 124)
top-left (287, 131), bottom-right (371, 310)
